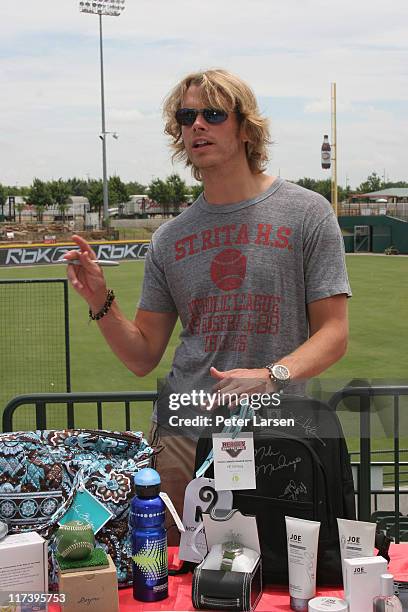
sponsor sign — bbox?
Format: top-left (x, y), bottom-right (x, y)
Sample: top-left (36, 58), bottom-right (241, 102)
top-left (0, 240), bottom-right (149, 267)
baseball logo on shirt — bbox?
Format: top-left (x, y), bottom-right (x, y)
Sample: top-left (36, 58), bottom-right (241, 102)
top-left (210, 249), bottom-right (247, 291)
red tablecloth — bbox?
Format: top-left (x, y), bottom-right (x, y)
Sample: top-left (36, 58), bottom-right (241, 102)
top-left (51, 543), bottom-right (408, 611)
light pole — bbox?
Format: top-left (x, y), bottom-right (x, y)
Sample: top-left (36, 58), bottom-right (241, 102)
top-left (330, 82), bottom-right (338, 217)
top-left (79, 0), bottom-right (125, 228)
top-left (320, 83), bottom-right (338, 217)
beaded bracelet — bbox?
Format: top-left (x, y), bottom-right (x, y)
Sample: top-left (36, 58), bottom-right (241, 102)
top-left (89, 289), bottom-right (115, 321)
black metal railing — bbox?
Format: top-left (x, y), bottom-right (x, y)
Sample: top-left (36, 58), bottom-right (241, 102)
top-left (329, 385), bottom-right (408, 542)
top-left (4, 386), bottom-right (408, 542)
top-left (2, 391), bottom-right (158, 432)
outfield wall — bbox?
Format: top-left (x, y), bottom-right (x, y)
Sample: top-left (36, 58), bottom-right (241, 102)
top-left (339, 215), bottom-right (408, 254)
top-left (0, 240), bottom-right (149, 267)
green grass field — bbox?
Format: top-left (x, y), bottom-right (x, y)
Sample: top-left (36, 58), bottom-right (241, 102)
top-left (1, 254), bottom-right (407, 454)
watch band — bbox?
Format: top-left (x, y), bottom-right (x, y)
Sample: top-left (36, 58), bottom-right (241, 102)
top-left (220, 551), bottom-right (235, 572)
top-left (220, 542), bottom-right (243, 572)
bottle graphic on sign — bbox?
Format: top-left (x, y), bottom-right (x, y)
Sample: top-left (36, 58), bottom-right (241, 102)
top-left (321, 135), bottom-right (331, 169)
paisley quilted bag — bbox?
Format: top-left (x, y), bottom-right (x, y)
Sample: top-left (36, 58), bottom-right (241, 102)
top-left (0, 429), bottom-right (157, 589)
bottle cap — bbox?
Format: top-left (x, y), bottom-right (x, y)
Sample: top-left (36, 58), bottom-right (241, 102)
top-left (381, 573), bottom-right (395, 597)
top-left (134, 467), bottom-right (161, 498)
top-left (308, 596), bottom-right (348, 611)
top-left (134, 467), bottom-right (161, 487)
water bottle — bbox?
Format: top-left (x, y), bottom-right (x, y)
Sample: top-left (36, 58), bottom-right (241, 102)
top-left (129, 467), bottom-right (168, 602)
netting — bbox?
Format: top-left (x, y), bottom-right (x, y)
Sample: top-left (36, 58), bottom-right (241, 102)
top-left (0, 279), bottom-right (70, 430)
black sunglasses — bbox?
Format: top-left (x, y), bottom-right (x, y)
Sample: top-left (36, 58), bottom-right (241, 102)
top-left (175, 108), bottom-right (229, 126)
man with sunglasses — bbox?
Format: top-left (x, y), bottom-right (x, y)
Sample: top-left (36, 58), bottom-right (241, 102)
top-left (66, 69), bottom-right (351, 541)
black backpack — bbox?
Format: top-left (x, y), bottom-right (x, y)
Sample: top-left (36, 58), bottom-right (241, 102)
top-left (194, 396), bottom-right (356, 586)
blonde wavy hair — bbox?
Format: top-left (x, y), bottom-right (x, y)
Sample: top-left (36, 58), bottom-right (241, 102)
top-left (163, 69), bottom-right (271, 181)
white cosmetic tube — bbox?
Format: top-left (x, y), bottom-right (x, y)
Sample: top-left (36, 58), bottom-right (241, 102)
top-left (285, 516), bottom-right (321, 612)
top-left (337, 518), bottom-right (376, 584)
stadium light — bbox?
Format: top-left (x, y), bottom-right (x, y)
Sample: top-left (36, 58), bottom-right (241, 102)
top-left (79, 0), bottom-right (125, 228)
top-left (99, 131), bottom-right (119, 140)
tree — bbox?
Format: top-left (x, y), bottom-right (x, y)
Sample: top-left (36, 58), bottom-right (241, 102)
top-left (295, 178), bottom-right (355, 203)
top-left (50, 179), bottom-right (70, 222)
top-left (0, 184), bottom-right (28, 197)
top-left (356, 172), bottom-right (384, 194)
top-left (189, 183), bottom-right (204, 202)
top-left (66, 177), bottom-right (89, 196)
top-left (338, 184), bottom-right (352, 202)
top-left (108, 176), bottom-right (129, 207)
top-left (16, 201), bottom-right (25, 224)
top-left (0, 184), bottom-right (6, 218)
top-left (126, 181), bottom-right (147, 195)
top-left (26, 178), bottom-right (52, 223)
top-left (6, 185), bottom-right (29, 197)
top-left (296, 178), bottom-right (332, 202)
top-left (314, 179), bottom-right (332, 201)
top-left (382, 180), bottom-right (408, 189)
top-left (147, 175), bottom-right (188, 216)
top-left (86, 180), bottom-right (103, 215)
top-left (167, 174), bottom-right (188, 213)
top-left (296, 177), bottom-right (318, 191)
top-left (147, 178), bottom-right (172, 214)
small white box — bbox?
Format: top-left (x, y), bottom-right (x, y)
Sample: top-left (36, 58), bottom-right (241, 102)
top-left (58, 555), bottom-right (119, 612)
top-left (0, 532), bottom-right (48, 608)
top-left (344, 556), bottom-right (387, 612)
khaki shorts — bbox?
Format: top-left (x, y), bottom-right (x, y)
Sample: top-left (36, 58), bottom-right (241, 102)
top-left (149, 422), bottom-right (197, 546)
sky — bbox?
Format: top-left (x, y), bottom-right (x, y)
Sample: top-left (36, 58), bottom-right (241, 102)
top-left (0, 0), bottom-right (407, 190)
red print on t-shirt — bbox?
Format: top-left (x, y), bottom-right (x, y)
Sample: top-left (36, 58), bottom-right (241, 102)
top-left (174, 223), bottom-right (292, 353)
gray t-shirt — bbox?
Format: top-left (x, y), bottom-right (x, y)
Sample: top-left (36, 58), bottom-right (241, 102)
top-left (139, 178), bottom-right (351, 435)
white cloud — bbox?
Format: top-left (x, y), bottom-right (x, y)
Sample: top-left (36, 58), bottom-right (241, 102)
top-left (304, 98), bottom-right (356, 114)
top-left (0, 0), bottom-right (407, 187)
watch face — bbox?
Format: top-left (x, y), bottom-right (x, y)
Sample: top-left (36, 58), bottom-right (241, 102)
top-left (272, 364), bottom-right (290, 381)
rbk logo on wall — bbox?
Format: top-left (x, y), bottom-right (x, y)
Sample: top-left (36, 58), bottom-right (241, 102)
top-left (0, 241), bottom-right (149, 266)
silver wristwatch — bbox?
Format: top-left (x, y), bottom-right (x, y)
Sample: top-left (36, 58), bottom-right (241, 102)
top-left (220, 541), bottom-right (243, 572)
top-left (265, 363), bottom-right (291, 391)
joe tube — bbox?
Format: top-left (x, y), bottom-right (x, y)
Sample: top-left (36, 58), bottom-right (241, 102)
top-left (285, 516), bottom-right (321, 612)
top-left (337, 518), bottom-right (376, 585)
